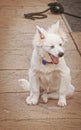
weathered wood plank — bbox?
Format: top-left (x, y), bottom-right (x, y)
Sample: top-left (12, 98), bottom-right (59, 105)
top-left (0, 49), bottom-right (32, 69)
top-left (0, 70), bottom-right (28, 92)
top-left (0, 92), bottom-right (81, 120)
top-left (65, 50), bottom-right (81, 70)
top-left (0, 7), bottom-right (37, 18)
top-left (0, 0), bottom-right (48, 7)
top-left (0, 33), bottom-right (33, 49)
top-left (0, 119), bottom-right (81, 130)
top-left (71, 32), bottom-right (81, 54)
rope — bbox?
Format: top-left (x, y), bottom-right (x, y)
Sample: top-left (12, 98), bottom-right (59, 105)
top-left (24, 8), bottom-right (50, 20)
top-left (24, 2), bottom-right (81, 20)
top-left (64, 12), bottom-right (81, 19)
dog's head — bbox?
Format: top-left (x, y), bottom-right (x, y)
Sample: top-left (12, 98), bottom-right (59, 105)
top-left (33, 21), bottom-right (67, 64)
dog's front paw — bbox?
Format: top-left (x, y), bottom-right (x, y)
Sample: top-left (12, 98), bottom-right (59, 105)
top-left (41, 93), bottom-right (48, 103)
top-left (26, 96), bottom-right (38, 105)
top-left (58, 97), bottom-right (67, 107)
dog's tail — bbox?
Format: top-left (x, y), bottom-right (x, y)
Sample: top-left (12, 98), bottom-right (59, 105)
top-left (18, 79), bottom-right (30, 91)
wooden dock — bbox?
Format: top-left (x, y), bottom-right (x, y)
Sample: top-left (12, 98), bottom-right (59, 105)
top-left (0, 0), bottom-right (81, 130)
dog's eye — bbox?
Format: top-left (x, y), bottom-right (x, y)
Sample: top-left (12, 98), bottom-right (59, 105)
top-left (59, 43), bottom-right (62, 46)
top-left (50, 46), bottom-right (55, 49)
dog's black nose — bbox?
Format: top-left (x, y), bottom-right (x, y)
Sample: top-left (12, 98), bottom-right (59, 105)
top-left (58, 52), bottom-right (64, 57)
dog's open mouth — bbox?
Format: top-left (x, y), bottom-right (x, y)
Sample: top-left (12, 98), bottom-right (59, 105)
top-left (49, 53), bottom-right (59, 64)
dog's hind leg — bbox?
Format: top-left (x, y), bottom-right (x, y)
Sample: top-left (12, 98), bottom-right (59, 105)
top-left (41, 92), bottom-right (59, 103)
top-left (41, 84), bottom-right (75, 103)
top-left (66, 84), bottom-right (75, 97)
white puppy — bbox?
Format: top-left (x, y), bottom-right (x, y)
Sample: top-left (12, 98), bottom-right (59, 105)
top-left (19, 21), bottom-right (75, 107)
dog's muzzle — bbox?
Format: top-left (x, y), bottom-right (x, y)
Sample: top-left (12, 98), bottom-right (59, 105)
top-left (58, 52), bottom-right (64, 57)
top-left (42, 52), bottom-right (64, 65)
top-left (49, 53), bottom-right (59, 64)
top-left (49, 52), bottom-right (64, 64)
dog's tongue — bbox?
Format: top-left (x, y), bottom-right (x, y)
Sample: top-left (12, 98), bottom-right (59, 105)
top-left (49, 54), bottom-right (59, 64)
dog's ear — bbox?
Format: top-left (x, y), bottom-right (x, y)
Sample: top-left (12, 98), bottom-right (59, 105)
top-left (48, 21), bottom-right (60, 33)
top-left (36, 26), bottom-right (47, 39)
top-left (33, 26), bottom-right (47, 47)
top-left (60, 30), bottom-right (68, 43)
top-left (48, 21), bottom-right (68, 43)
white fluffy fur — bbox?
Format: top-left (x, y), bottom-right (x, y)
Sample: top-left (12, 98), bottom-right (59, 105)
top-left (19, 21), bottom-right (75, 107)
